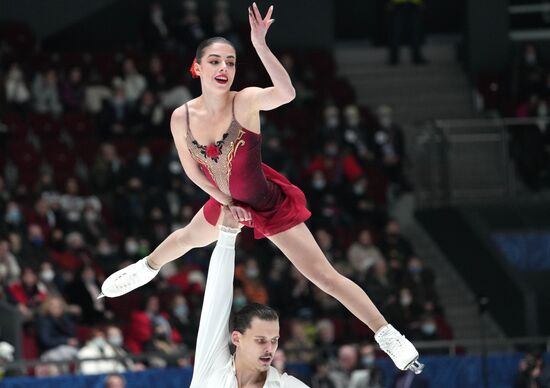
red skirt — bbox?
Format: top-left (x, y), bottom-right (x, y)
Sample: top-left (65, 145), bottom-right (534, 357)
top-left (203, 164), bottom-right (311, 239)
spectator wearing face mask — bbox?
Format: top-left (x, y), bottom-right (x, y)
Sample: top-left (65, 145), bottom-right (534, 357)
top-left (31, 69), bottom-right (63, 116)
top-left (114, 178), bottom-right (147, 236)
top-left (347, 230), bottom-right (384, 282)
top-left (346, 343), bottom-right (384, 388)
top-left (130, 91), bottom-right (165, 136)
top-left (401, 257), bottom-right (436, 302)
top-left (78, 328), bottom-right (126, 375)
top-left (363, 260), bottom-right (397, 311)
top-left (315, 318), bottom-right (339, 363)
top-left (284, 319), bottom-right (317, 364)
top-left (19, 224), bottom-right (51, 270)
top-left (374, 105), bottom-right (409, 194)
top-left (409, 314), bottom-right (448, 354)
top-left (0, 238), bottom-right (20, 284)
top-left (104, 374), bottom-right (127, 388)
top-left (232, 286), bottom-right (249, 311)
top-left (342, 105), bottom-right (376, 163)
top-left (126, 295), bottom-right (181, 354)
top-left (379, 219), bottom-right (414, 267)
top-left (9, 267), bottom-right (48, 321)
top-left (4, 202), bottom-right (25, 234)
top-left (121, 59), bottom-right (147, 106)
top-left (143, 317), bottom-right (187, 368)
top-left (95, 238), bottom-right (120, 275)
top-left (311, 358), bottom-right (337, 388)
top-left (105, 325), bottom-right (145, 372)
top-left (316, 105), bottom-right (343, 148)
top-left (168, 294), bottom-right (199, 348)
top-left (386, 288), bottom-right (422, 336)
top-left (235, 257), bottom-right (268, 305)
top-left (38, 262), bottom-right (61, 294)
top-left (328, 344), bottom-right (360, 388)
top-left (66, 266), bottom-right (108, 324)
top-left (4, 63), bottom-right (31, 113)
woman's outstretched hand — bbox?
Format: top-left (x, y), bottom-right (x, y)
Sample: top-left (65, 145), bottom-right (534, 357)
top-left (248, 2), bottom-right (274, 47)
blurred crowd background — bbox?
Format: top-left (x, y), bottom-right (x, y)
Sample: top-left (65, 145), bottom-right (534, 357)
top-left (1, 0), bottom-right (550, 387)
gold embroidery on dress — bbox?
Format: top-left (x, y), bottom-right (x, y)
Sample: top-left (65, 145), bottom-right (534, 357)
top-left (227, 129), bottom-right (246, 180)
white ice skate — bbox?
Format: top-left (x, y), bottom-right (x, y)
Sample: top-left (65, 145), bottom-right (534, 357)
top-left (375, 324), bottom-right (425, 374)
top-left (97, 257), bottom-right (159, 299)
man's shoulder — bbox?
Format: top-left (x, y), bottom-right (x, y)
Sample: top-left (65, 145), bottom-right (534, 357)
top-left (280, 372), bottom-right (310, 387)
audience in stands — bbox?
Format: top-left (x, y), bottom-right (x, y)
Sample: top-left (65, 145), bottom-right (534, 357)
top-left (0, 4), bottom-right (452, 383)
top-left (36, 296), bottom-right (79, 363)
top-left (77, 327), bottom-right (125, 375)
top-left (104, 373), bottom-right (126, 388)
top-left (479, 43), bottom-right (550, 190)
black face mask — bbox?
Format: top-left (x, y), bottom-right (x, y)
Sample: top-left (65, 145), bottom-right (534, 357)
top-left (51, 239), bottom-right (65, 251)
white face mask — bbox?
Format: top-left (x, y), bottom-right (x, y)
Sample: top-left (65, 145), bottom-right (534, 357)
top-left (108, 335), bottom-right (123, 347)
top-left (245, 268), bottom-right (259, 278)
top-left (125, 240), bottom-right (139, 255)
top-left (138, 154), bottom-right (152, 167)
top-left (40, 270), bottom-right (55, 283)
top-left (325, 116), bottom-right (339, 129)
top-left (379, 117), bottom-right (392, 128)
top-left (421, 322), bottom-right (437, 335)
top-left (312, 178), bottom-right (326, 190)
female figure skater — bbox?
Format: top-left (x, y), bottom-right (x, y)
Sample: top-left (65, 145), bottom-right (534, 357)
top-left (100, 3), bottom-right (423, 373)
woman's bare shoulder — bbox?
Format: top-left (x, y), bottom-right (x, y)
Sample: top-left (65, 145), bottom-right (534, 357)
top-left (171, 98), bottom-right (200, 135)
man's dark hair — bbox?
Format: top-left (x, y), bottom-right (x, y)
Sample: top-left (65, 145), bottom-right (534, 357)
top-left (230, 303), bottom-right (279, 334)
top-left (196, 37), bottom-right (236, 63)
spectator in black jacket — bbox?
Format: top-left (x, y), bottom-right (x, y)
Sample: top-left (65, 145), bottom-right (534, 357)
top-left (36, 296), bottom-right (79, 362)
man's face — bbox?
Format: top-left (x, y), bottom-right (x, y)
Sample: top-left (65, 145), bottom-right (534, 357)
top-left (233, 317), bottom-right (280, 372)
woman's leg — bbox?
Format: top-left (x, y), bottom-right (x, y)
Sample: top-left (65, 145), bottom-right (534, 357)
top-left (268, 223), bottom-right (388, 333)
top-left (147, 206), bottom-right (221, 269)
top-left (100, 206), bottom-right (222, 298)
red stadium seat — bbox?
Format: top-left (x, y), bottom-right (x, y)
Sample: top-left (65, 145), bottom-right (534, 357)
top-left (112, 138), bottom-right (138, 161)
top-left (63, 112), bottom-right (94, 138)
top-left (0, 21), bottom-right (36, 54)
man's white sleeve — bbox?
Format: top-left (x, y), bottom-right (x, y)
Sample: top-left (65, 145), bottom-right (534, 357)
top-left (189, 228), bottom-right (238, 387)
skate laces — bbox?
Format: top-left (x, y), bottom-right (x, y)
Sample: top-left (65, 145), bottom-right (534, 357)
top-left (379, 331), bottom-right (406, 358)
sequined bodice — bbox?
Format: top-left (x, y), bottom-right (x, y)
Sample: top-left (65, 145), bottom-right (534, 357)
top-left (184, 98), bottom-right (278, 210)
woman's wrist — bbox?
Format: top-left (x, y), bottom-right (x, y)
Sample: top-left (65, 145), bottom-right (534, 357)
top-left (252, 40), bottom-right (268, 51)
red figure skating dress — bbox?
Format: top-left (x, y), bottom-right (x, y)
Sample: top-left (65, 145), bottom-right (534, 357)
top-left (184, 97), bottom-right (310, 238)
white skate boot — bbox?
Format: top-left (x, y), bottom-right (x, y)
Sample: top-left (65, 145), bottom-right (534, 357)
top-left (375, 324), bottom-right (424, 374)
top-left (97, 257), bottom-right (159, 298)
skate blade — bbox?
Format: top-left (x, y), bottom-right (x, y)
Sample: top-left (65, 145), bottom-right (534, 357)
top-left (407, 360), bottom-right (425, 374)
top-left (96, 292), bottom-right (105, 299)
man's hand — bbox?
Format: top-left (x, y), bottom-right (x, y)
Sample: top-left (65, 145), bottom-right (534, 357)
top-left (221, 206), bottom-right (243, 230)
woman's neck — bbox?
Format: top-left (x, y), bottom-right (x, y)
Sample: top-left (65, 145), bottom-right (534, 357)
top-left (198, 91), bottom-right (232, 116)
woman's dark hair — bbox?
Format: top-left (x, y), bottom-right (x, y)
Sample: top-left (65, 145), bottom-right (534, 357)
top-left (230, 303), bottom-right (279, 334)
top-left (195, 36), bottom-right (236, 63)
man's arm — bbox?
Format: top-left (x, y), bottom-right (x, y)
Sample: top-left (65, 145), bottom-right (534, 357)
top-left (190, 212), bottom-right (241, 387)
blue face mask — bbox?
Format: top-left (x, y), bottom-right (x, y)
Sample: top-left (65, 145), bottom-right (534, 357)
top-left (30, 236), bottom-right (44, 247)
top-left (92, 337), bottom-right (106, 348)
top-left (233, 296), bottom-right (247, 310)
top-left (362, 355), bottom-right (375, 367)
top-left (6, 209), bottom-right (22, 224)
top-left (174, 304), bottom-right (189, 319)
